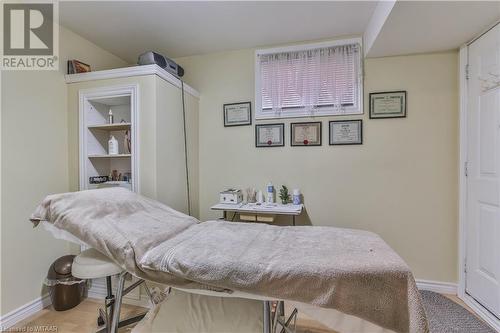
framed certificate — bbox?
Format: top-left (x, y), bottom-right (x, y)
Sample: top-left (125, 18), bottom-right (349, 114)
top-left (369, 91), bottom-right (407, 119)
top-left (329, 120), bottom-right (363, 145)
top-left (290, 122), bottom-right (322, 146)
top-left (255, 123), bottom-right (285, 147)
top-left (224, 102), bottom-right (252, 126)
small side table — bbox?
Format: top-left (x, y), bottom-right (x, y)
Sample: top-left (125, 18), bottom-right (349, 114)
top-left (210, 203), bottom-right (304, 226)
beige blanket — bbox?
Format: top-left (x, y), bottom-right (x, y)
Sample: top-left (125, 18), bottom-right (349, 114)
top-left (30, 188), bottom-right (428, 333)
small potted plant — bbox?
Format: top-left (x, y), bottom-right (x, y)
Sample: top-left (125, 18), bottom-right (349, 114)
top-left (279, 185), bottom-right (291, 204)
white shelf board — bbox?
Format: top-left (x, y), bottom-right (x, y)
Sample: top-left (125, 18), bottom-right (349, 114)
top-left (88, 123), bottom-right (131, 131)
top-left (65, 64), bottom-right (200, 98)
top-left (88, 182), bottom-right (132, 190)
top-left (88, 154), bottom-right (131, 158)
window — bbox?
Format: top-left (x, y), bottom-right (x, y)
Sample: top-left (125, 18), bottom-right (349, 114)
top-left (255, 39), bottom-right (362, 119)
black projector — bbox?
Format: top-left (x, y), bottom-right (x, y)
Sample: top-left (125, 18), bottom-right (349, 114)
top-left (137, 51), bottom-right (184, 77)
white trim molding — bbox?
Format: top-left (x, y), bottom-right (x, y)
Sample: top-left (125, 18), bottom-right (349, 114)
top-left (416, 279), bottom-right (458, 295)
top-left (0, 295), bottom-right (51, 329)
top-left (458, 44), bottom-right (468, 302)
top-left (65, 64), bottom-right (200, 99)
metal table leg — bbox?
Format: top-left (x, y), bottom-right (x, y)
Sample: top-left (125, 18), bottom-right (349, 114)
top-left (110, 271), bottom-right (127, 333)
top-left (263, 301), bottom-right (272, 333)
top-left (292, 215), bottom-right (296, 226)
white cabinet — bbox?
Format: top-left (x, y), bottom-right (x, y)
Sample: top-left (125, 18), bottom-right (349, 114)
top-left (67, 65), bottom-right (200, 215)
top-left (66, 65), bottom-right (199, 305)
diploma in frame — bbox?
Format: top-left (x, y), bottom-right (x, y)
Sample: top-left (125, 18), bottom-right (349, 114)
top-left (290, 122), bottom-right (322, 146)
top-left (369, 91), bottom-right (407, 119)
top-left (329, 120), bottom-right (363, 145)
top-left (255, 123), bottom-right (285, 147)
top-left (223, 102), bottom-right (252, 127)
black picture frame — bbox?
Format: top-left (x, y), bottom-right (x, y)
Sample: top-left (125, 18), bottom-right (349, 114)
top-left (290, 122), bottom-right (322, 146)
top-left (369, 91), bottom-right (407, 119)
top-left (223, 102), bottom-right (252, 127)
top-left (329, 120), bottom-right (363, 145)
top-left (255, 123), bottom-right (285, 148)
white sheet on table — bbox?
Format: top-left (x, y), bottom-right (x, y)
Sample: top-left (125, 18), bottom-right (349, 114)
top-left (291, 301), bottom-right (397, 333)
top-left (131, 289), bottom-right (262, 333)
top-left (132, 287), bottom-right (396, 333)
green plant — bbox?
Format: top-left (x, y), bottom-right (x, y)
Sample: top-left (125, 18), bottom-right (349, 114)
top-left (279, 185), bottom-right (291, 204)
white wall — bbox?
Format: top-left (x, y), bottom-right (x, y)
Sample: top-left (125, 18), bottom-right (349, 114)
top-left (176, 48), bottom-right (459, 283)
top-left (1, 26), bottom-right (127, 316)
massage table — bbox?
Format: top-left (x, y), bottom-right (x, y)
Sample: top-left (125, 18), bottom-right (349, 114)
top-left (30, 188), bottom-right (429, 333)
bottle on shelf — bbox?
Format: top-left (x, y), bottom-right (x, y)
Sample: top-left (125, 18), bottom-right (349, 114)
top-left (108, 109), bottom-right (114, 124)
top-left (108, 135), bottom-right (118, 155)
top-left (257, 190), bottom-right (264, 204)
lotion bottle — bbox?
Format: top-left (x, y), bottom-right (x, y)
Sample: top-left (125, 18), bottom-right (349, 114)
top-left (108, 135), bottom-right (118, 155)
top-left (266, 182), bottom-right (274, 204)
top-left (293, 189), bottom-right (301, 205)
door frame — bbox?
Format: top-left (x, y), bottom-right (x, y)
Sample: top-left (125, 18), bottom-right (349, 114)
top-left (458, 26), bottom-right (500, 332)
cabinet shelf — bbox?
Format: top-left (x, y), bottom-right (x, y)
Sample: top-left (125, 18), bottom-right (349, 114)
top-left (88, 154), bottom-right (131, 158)
top-left (88, 123), bottom-right (131, 131)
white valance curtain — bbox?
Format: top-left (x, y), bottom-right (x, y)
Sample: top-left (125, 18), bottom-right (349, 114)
top-left (259, 43), bottom-right (360, 113)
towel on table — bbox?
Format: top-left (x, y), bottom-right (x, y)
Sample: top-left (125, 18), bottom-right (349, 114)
top-left (31, 188), bottom-right (428, 333)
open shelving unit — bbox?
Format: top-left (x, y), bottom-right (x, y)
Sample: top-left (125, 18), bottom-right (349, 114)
top-left (79, 86), bottom-right (138, 192)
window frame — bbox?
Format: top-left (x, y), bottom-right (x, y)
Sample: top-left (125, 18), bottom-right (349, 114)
top-left (254, 38), bottom-right (363, 120)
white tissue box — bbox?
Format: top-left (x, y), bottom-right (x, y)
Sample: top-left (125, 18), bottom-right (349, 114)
top-left (219, 189), bottom-right (243, 204)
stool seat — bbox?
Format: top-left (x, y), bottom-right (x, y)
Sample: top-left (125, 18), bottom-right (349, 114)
top-left (73, 248), bottom-right (123, 279)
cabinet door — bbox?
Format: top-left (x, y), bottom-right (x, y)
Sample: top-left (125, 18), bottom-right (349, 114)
top-left (154, 77), bottom-right (189, 214)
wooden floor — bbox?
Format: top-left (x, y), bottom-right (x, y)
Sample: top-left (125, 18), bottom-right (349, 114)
top-left (7, 294), bottom-right (478, 333)
top-left (9, 298), bottom-right (147, 333)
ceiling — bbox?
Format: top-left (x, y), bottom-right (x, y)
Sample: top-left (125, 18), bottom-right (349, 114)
top-left (60, 1), bottom-right (377, 62)
top-left (59, 1), bottom-right (500, 63)
top-left (368, 1), bottom-right (500, 57)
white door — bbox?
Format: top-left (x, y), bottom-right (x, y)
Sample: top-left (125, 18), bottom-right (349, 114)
top-left (466, 23), bottom-right (500, 318)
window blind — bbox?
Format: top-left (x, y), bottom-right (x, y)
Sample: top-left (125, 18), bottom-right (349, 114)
top-left (258, 43), bottom-right (360, 114)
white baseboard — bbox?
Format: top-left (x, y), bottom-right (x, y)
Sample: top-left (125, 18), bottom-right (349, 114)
top-left (416, 279), bottom-right (458, 295)
top-left (0, 294), bottom-right (51, 329)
